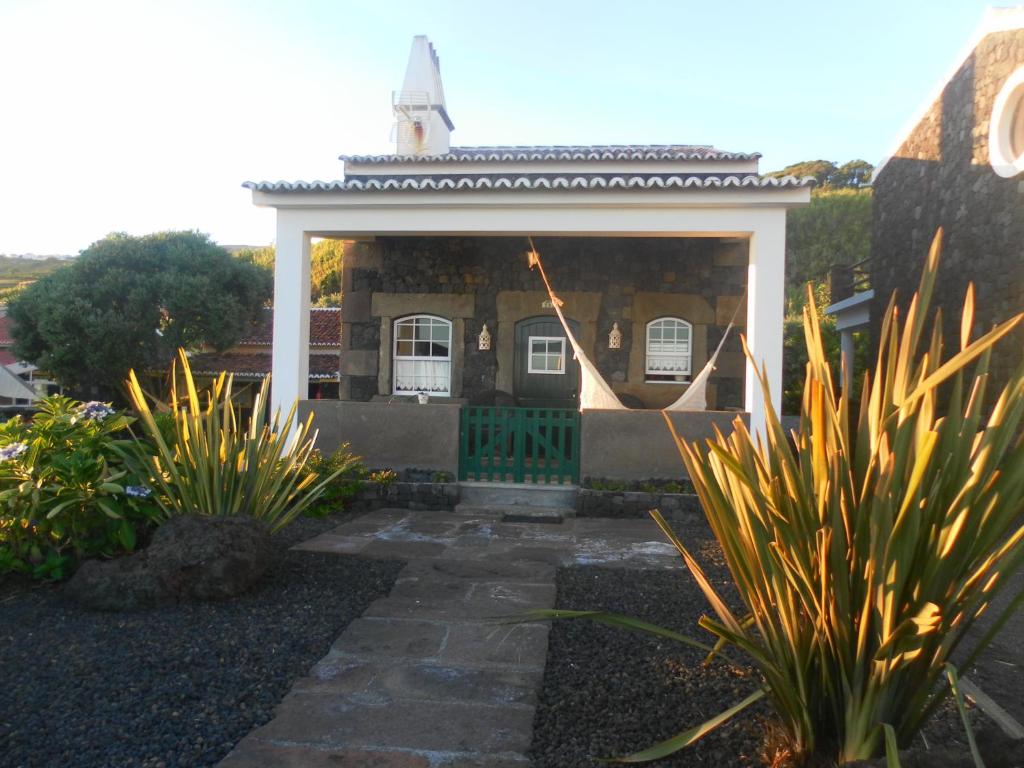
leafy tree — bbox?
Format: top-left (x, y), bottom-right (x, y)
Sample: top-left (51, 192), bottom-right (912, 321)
top-left (234, 239), bottom-right (345, 306)
top-left (8, 232), bottom-right (272, 397)
top-left (310, 239), bottom-right (344, 305)
top-left (832, 159), bottom-right (873, 188)
top-left (233, 245), bottom-right (275, 271)
top-left (769, 159), bottom-right (838, 186)
top-left (784, 187), bottom-right (873, 310)
top-left (768, 158), bottom-right (874, 189)
top-left (776, 183), bottom-right (874, 413)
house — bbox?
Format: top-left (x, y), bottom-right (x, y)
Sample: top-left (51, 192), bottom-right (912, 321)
top-left (0, 310), bottom-right (59, 406)
top-left (186, 307), bottom-right (341, 401)
top-left (244, 36), bottom-right (811, 483)
top-left (871, 8), bottom-right (1024, 392)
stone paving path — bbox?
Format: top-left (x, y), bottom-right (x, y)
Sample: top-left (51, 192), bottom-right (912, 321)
top-left (219, 507), bottom-right (681, 767)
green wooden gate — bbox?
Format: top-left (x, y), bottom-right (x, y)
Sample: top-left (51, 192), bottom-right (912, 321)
top-left (459, 406), bottom-right (580, 485)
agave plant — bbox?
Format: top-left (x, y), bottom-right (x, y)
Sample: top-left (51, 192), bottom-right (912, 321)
top-left (124, 349), bottom-right (338, 533)
top-left (530, 230), bottom-right (1024, 765)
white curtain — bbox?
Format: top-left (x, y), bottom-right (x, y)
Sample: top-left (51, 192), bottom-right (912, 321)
top-left (394, 360), bottom-right (451, 394)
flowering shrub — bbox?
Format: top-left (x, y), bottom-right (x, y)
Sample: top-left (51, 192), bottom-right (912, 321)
top-left (0, 397), bottom-right (160, 580)
top-left (304, 444), bottom-right (367, 518)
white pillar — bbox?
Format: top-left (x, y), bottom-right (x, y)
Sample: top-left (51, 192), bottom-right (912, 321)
top-left (745, 215), bottom-right (786, 439)
top-left (840, 329), bottom-right (855, 395)
top-left (271, 213), bottom-right (311, 419)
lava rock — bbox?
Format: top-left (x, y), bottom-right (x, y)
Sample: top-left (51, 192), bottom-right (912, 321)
top-left (65, 515), bottom-right (275, 610)
top-left (1, 513), bottom-right (403, 768)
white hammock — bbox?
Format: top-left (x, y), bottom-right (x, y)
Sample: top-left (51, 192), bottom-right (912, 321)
top-left (527, 239), bottom-right (741, 413)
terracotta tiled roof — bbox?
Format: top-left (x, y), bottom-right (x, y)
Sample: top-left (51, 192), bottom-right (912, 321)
top-left (244, 174), bottom-right (814, 193)
top-left (339, 145), bottom-right (761, 162)
top-left (0, 348), bottom-right (18, 366)
top-left (238, 308), bottom-right (341, 347)
top-left (187, 352), bottom-right (339, 380)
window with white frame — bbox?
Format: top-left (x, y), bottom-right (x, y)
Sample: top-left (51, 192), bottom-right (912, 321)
top-left (989, 66), bottom-right (1024, 178)
top-left (645, 317), bottom-right (692, 383)
top-left (393, 315), bottom-right (452, 396)
top-left (528, 336), bottom-right (566, 374)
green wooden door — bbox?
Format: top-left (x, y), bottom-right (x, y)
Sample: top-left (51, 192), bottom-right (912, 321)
top-left (514, 316), bottom-right (580, 408)
top-left (459, 406), bottom-right (580, 485)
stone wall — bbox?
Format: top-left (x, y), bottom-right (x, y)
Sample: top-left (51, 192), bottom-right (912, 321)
top-left (872, 29), bottom-right (1024, 392)
top-left (340, 236), bottom-right (748, 410)
top-left (576, 488), bottom-right (703, 522)
top-left (348, 480), bottom-right (460, 514)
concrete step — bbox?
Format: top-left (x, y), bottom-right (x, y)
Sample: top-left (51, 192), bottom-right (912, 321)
top-left (453, 505), bottom-right (571, 523)
top-left (458, 481), bottom-right (578, 510)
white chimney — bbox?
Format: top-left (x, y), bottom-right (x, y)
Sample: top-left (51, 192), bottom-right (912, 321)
top-left (392, 36), bottom-right (453, 156)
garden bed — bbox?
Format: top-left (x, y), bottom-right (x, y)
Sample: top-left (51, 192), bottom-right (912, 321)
top-left (0, 514), bottom-right (404, 768)
top-left (530, 516), bottom-right (1005, 767)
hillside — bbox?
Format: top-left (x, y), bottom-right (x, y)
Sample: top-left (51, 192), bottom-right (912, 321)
top-left (0, 255), bottom-right (73, 301)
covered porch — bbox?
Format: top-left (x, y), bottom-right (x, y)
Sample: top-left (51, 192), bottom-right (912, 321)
top-left (245, 142), bottom-right (811, 482)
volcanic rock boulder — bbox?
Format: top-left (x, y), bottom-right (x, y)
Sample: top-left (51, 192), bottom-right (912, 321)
top-left (66, 515), bottom-right (274, 610)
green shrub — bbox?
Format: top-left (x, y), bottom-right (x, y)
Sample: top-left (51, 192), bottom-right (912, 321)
top-left (0, 397), bottom-right (160, 580)
top-left (530, 231), bottom-right (1024, 765)
top-left (123, 350), bottom-right (344, 533)
top-left (304, 444), bottom-right (367, 517)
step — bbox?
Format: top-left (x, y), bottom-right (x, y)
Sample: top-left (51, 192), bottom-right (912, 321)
top-left (454, 505), bottom-right (571, 524)
top-left (458, 481), bottom-right (579, 510)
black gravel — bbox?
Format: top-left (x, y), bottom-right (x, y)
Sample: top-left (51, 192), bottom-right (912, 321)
top-left (0, 514), bottom-right (403, 768)
top-left (530, 517), bottom-right (998, 768)
top-left (530, 518), bottom-right (766, 768)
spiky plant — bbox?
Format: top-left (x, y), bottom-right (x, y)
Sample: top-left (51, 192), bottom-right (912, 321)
top-left (531, 230), bottom-right (1024, 765)
top-left (123, 350), bottom-right (338, 532)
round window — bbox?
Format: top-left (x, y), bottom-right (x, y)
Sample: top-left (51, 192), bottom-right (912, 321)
top-left (989, 67), bottom-right (1024, 178)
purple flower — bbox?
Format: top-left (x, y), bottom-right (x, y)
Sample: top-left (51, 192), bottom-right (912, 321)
top-left (73, 401), bottom-right (116, 424)
top-left (0, 442), bottom-right (28, 461)
top-left (125, 485), bottom-right (152, 499)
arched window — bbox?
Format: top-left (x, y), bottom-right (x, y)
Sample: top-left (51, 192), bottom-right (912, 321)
top-left (645, 317), bottom-right (692, 383)
top-left (990, 66), bottom-right (1024, 178)
top-left (393, 315), bottom-right (452, 396)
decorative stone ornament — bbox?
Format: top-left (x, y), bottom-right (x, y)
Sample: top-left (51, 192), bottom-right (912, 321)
top-left (608, 322), bottom-right (623, 349)
top-left (478, 323), bottom-right (492, 351)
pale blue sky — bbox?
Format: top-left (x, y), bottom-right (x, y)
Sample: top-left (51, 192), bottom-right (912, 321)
top-left (0, 0), bottom-right (996, 254)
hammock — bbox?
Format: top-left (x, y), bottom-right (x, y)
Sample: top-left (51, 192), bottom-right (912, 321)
top-left (527, 238), bottom-right (742, 412)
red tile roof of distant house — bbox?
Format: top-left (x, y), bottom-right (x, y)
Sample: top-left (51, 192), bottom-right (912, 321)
top-left (0, 348), bottom-right (17, 366)
top-left (187, 352), bottom-right (339, 381)
top-left (238, 307), bottom-right (341, 347)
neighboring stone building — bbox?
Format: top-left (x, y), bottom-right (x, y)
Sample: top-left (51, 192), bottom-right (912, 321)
top-left (871, 8), bottom-right (1024, 390)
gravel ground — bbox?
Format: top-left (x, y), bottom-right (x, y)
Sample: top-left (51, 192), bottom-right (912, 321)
top-left (530, 517), bottom-right (1003, 768)
top-left (0, 513), bottom-right (402, 768)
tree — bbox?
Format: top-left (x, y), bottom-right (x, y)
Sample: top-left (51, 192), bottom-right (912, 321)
top-left (8, 231), bottom-right (272, 397)
top-left (768, 170), bottom-right (875, 413)
top-left (310, 239), bottom-right (344, 306)
top-left (234, 239), bottom-right (345, 307)
top-left (768, 158), bottom-right (874, 189)
top-left (784, 187), bottom-right (873, 310)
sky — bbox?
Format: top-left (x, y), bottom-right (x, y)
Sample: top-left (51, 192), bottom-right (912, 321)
top-left (0, 0), bottom-right (999, 255)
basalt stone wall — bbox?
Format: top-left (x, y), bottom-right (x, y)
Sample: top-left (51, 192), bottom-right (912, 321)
top-left (340, 236), bottom-right (749, 409)
top-left (872, 29), bottom-right (1024, 393)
